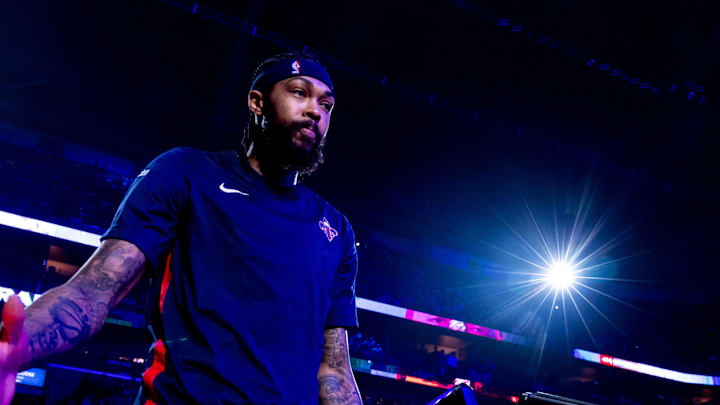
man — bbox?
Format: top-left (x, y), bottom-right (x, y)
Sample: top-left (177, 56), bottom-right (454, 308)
top-left (0, 52), bottom-right (362, 404)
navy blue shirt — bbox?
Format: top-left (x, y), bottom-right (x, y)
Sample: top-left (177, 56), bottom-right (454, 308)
top-left (102, 147), bottom-right (358, 404)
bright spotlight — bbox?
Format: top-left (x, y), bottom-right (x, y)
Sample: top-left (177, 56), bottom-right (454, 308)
top-left (545, 261), bottom-right (577, 289)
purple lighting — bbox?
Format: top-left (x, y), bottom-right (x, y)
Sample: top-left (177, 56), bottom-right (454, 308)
top-left (573, 349), bottom-right (720, 386)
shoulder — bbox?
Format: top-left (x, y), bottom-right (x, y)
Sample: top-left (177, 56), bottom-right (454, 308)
top-left (146, 147), bottom-right (235, 172)
top-left (149, 147), bottom-right (204, 166)
top-left (132, 147), bottom-right (212, 186)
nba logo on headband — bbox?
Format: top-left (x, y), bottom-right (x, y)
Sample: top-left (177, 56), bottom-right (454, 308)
top-left (251, 57), bottom-right (332, 92)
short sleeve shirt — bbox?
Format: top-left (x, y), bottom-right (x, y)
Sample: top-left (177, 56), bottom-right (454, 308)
top-left (102, 147), bottom-right (358, 404)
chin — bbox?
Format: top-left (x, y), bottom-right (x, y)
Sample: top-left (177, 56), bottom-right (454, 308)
top-left (293, 140), bottom-right (315, 152)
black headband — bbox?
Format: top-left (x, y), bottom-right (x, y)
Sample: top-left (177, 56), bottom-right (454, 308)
top-left (250, 58), bottom-right (333, 93)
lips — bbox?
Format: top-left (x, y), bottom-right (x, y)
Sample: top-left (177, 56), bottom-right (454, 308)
top-left (295, 128), bottom-right (317, 149)
top-left (299, 127), bottom-right (315, 139)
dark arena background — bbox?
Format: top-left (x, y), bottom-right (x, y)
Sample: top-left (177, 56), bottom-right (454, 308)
top-left (1, 0), bottom-right (719, 404)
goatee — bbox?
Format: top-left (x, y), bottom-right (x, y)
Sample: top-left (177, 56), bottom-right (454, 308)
top-left (250, 115), bottom-right (325, 180)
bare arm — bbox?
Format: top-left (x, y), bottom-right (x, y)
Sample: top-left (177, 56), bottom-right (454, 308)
top-left (21, 238), bottom-right (146, 369)
top-left (317, 328), bottom-right (362, 405)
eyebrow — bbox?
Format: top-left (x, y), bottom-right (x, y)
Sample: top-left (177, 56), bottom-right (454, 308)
top-left (290, 77), bottom-right (334, 99)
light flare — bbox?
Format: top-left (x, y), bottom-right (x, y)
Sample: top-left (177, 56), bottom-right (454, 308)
top-left (468, 167), bottom-right (656, 374)
top-left (544, 260), bottom-right (578, 290)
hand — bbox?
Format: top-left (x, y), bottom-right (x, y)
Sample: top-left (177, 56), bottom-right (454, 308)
top-left (0, 295), bottom-right (29, 405)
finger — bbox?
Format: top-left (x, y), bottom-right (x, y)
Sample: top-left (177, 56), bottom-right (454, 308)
top-left (0, 373), bottom-right (17, 405)
top-left (1, 295), bottom-right (26, 344)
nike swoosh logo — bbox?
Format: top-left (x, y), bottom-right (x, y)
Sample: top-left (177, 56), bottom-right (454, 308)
top-left (219, 183), bottom-right (249, 196)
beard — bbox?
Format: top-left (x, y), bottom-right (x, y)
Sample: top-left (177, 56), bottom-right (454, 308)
top-left (250, 108), bottom-right (326, 179)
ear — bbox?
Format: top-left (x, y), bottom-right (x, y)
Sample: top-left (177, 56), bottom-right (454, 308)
top-left (248, 90), bottom-right (264, 116)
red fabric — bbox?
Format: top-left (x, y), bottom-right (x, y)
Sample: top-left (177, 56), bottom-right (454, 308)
top-left (158, 252), bottom-right (173, 314)
top-left (143, 252), bottom-right (173, 404)
top-left (142, 339), bottom-right (167, 405)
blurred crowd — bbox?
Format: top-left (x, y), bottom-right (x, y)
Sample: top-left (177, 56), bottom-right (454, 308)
top-left (0, 139), bottom-right (131, 232)
top-left (356, 240), bottom-right (474, 329)
top-left (348, 329), bottom-right (525, 395)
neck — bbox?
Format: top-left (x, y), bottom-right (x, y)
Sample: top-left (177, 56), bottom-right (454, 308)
top-left (247, 153), bottom-right (263, 177)
top-left (247, 152), bottom-right (297, 186)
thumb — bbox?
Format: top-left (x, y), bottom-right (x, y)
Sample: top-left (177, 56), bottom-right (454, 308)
top-left (1, 295), bottom-right (26, 344)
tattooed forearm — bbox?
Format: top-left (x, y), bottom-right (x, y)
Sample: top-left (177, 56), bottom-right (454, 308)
top-left (318, 375), bottom-right (360, 404)
top-left (318, 328), bottom-right (361, 405)
top-left (70, 240), bottom-right (145, 304)
top-left (321, 328), bottom-right (346, 369)
top-left (27, 298), bottom-right (93, 353)
top-left (21, 239), bottom-right (145, 369)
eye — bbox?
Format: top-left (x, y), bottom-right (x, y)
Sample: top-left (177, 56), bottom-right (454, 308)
top-left (320, 102), bottom-right (333, 111)
top-left (292, 88), bottom-right (306, 97)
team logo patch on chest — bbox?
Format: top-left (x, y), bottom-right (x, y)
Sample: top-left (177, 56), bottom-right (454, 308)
top-left (318, 217), bottom-right (338, 242)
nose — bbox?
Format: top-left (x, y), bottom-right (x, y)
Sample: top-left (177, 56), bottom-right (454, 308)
top-left (304, 99), bottom-right (321, 122)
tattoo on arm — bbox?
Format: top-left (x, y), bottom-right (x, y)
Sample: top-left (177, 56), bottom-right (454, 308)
top-left (318, 328), bottom-right (362, 405)
top-left (321, 328), bottom-right (346, 369)
top-left (23, 239), bottom-right (145, 367)
top-left (71, 240), bottom-right (145, 303)
top-left (319, 375), bottom-right (357, 404)
top-left (28, 298), bottom-right (92, 353)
